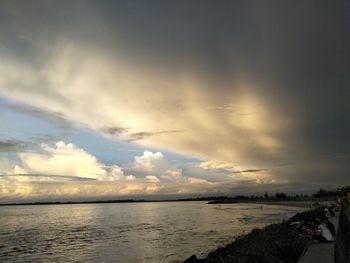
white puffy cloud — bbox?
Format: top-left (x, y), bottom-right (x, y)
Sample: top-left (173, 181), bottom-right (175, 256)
top-left (134, 150), bottom-right (167, 174)
top-left (0, 141), bottom-right (143, 201)
top-left (0, 141), bottom-right (288, 203)
top-left (0, 144), bottom-right (214, 202)
top-left (15, 141), bottom-right (123, 181)
top-left (132, 151), bottom-right (178, 178)
top-left (109, 165), bottom-right (136, 181)
top-left (132, 150), bottom-right (211, 187)
top-left (7, 142), bottom-right (138, 183)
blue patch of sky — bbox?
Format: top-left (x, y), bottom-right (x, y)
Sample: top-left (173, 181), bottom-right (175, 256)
top-left (66, 129), bottom-right (201, 167)
top-left (0, 96), bottom-right (201, 167)
top-left (0, 97), bottom-right (62, 142)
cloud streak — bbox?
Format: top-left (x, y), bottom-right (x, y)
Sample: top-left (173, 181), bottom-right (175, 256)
top-left (127, 130), bottom-right (185, 142)
top-left (2, 174), bottom-right (97, 182)
top-left (0, 139), bottom-right (26, 152)
top-left (235, 169), bottom-right (268, 174)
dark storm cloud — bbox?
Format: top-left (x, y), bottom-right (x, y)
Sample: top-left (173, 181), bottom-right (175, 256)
top-left (2, 0), bottom-right (349, 114)
top-left (107, 0), bottom-right (350, 188)
top-left (5, 0), bottom-right (348, 126)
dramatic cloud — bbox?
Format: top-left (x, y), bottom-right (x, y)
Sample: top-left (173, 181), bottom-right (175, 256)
top-left (0, 40), bottom-right (290, 166)
top-left (0, 1), bottom-right (349, 201)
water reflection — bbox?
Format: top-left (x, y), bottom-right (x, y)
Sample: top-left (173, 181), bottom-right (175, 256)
top-left (0, 202), bottom-right (305, 263)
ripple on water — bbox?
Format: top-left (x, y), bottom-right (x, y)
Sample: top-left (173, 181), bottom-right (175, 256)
top-left (0, 202), bottom-right (306, 263)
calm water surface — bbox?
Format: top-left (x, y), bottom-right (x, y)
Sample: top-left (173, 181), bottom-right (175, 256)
top-left (0, 202), bottom-right (305, 263)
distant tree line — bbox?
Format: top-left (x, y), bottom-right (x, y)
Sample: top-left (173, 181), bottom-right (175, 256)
top-left (2, 186), bottom-right (349, 206)
top-left (312, 186), bottom-right (350, 199)
top-left (180, 186), bottom-right (350, 202)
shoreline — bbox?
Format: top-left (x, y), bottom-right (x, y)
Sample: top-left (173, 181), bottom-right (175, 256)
top-left (247, 200), bottom-right (315, 208)
top-left (183, 206), bottom-right (328, 263)
top-left (0, 199), bottom-right (319, 207)
top-left (207, 200), bottom-right (323, 208)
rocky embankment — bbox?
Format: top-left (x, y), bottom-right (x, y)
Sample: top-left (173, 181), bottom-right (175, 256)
top-left (184, 207), bottom-right (327, 263)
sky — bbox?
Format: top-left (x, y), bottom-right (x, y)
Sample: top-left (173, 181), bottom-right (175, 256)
top-left (0, 1), bottom-right (349, 203)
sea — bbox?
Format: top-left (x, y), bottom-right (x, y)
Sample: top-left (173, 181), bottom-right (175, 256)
top-left (0, 201), bottom-right (306, 263)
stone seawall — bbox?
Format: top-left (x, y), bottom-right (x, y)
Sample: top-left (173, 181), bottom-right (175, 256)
top-left (335, 202), bottom-right (350, 263)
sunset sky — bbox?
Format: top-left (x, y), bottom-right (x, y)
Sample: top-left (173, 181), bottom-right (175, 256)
top-left (1, 1), bottom-right (349, 203)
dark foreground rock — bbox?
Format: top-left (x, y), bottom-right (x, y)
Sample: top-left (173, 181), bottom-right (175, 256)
top-left (184, 207), bottom-right (327, 263)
